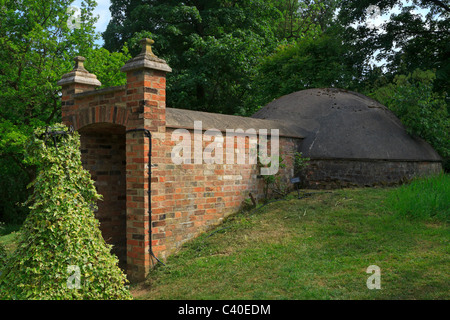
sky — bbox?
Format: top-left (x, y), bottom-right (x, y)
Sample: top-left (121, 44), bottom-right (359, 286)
top-left (72, 0), bottom-right (111, 46)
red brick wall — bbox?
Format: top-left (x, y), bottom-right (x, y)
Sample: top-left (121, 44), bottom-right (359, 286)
top-left (61, 86), bottom-right (128, 130)
top-left (150, 128), bottom-right (300, 259)
top-left (124, 68), bottom-right (168, 280)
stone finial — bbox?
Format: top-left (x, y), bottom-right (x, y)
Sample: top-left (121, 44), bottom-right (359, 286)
top-left (121, 38), bottom-right (172, 73)
top-left (57, 55), bottom-right (101, 87)
top-left (140, 38), bottom-right (157, 57)
top-left (73, 56), bottom-right (87, 72)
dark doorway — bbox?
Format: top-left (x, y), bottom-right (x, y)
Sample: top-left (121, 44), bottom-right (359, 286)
top-left (78, 123), bottom-right (127, 270)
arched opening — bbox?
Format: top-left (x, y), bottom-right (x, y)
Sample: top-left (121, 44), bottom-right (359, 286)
top-left (78, 123), bottom-right (127, 270)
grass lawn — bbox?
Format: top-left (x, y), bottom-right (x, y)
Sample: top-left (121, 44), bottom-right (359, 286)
top-left (132, 185), bottom-right (449, 300)
top-left (1, 177), bottom-right (448, 300)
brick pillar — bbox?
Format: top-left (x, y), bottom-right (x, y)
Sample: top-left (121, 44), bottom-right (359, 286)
top-left (121, 38), bottom-right (171, 281)
top-left (57, 56), bottom-right (101, 128)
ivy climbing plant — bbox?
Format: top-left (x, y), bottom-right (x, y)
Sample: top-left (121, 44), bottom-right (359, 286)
top-left (0, 124), bottom-right (132, 300)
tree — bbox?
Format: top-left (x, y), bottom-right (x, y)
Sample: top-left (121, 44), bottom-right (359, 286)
top-left (370, 69), bottom-right (449, 170)
top-left (0, 0), bottom-right (98, 129)
top-left (0, 124), bottom-right (133, 300)
top-left (338, 0), bottom-right (450, 93)
top-left (0, 0), bottom-right (97, 223)
top-left (0, 0), bottom-right (130, 223)
top-left (251, 25), bottom-right (367, 108)
top-left (274, 0), bottom-right (338, 40)
top-left (84, 47), bottom-right (131, 88)
top-left (103, 0), bottom-right (342, 115)
top-left (104, 0), bottom-right (284, 115)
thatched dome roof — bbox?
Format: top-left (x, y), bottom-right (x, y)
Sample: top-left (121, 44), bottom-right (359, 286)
top-left (252, 88), bottom-right (441, 161)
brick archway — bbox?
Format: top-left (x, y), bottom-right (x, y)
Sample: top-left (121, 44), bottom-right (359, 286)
top-left (59, 45), bottom-right (172, 281)
top-left (67, 105), bottom-right (129, 131)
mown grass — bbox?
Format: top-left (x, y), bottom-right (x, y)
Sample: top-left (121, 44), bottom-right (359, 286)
top-left (132, 179), bottom-right (449, 300)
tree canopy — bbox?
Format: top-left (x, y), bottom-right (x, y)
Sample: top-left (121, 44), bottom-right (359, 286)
top-left (338, 0), bottom-right (450, 93)
top-left (103, 0), bottom-right (340, 115)
top-left (0, 0), bottom-right (130, 223)
top-left (0, 0), bottom-right (96, 223)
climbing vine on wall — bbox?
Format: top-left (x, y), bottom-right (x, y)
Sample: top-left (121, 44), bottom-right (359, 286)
top-left (0, 124), bottom-right (132, 300)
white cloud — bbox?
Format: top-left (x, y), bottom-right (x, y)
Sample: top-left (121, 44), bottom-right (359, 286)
top-left (93, 0), bottom-right (111, 34)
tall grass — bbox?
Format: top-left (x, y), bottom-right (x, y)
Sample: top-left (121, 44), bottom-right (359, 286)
top-left (387, 173), bottom-right (449, 222)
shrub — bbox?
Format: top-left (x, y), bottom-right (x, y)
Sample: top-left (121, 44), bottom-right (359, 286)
top-left (0, 124), bottom-right (132, 300)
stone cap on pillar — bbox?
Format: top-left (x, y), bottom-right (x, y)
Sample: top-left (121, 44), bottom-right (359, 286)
top-left (120, 38), bottom-right (172, 73)
top-left (57, 56), bottom-right (102, 87)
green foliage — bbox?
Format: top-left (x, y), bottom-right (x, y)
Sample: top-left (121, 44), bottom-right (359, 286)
top-left (166, 28), bottom-right (270, 115)
top-left (0, 243), bottom-right (6, 267)
top-left (0, 0), bottom-right (97, 223)
top-left (338, 0), bottom-right (450, 93)
top-left (370, 69), bottom-right (450, 169)
top-left (387, 173), bottom-right (450, 222)
top-left (0, 222), bottom-right (8, 266)
top-left (0, 0), bottom-right (98, 126)
top-left (294, 152), bottom-right (310, 176)
top-left (0, 0), bottom-right (131, 224)
top-left (259, 152), bottom-right (310, 201)
top-left (0, 222), bottom-right (5, 262)
top-left (84, 47), bottom-right (131, 88)
top-left (260, 155), bottom-right (289, 201)
top-left (0, 124), bottom-right (132, 300)
top-left (0, 158), bottom-right (30, 224)
top-left (103, 0), bottom-right (338, 115)
top-left (252, 26), bottom-right (365, 107)
top-left (274, 0), bottom-right (338, 40)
